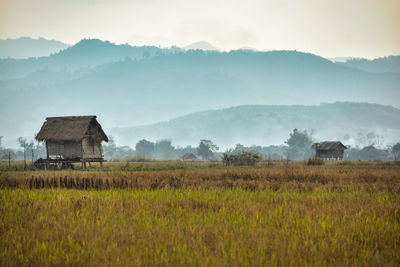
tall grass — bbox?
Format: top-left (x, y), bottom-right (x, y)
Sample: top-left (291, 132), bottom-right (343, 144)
top-left (0, 162), bottom-right (399, 266)
top-left (1, 188), bottom-right (399, 266)
top-left (0, 162), bottom-right (399, 192)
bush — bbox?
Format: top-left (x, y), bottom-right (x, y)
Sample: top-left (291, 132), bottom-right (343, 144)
top-left (126, 156), bottom-right (152, 162)
top-left (222, 151), bottom-right (261, 166)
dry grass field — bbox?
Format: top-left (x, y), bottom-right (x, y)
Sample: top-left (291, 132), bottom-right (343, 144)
top-left (1, 161), bottom-right (399, 266)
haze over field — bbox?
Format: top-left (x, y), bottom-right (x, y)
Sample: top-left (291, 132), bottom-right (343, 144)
top-left (2, 1), bottom-right (400, 266)
top-left (0, 0), bottom-right (399, 149)
top-left (0, 39), bottom-right (399, 148)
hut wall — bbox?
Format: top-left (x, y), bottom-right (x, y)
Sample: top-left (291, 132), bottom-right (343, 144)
top-left (47, 141), bottom-right (82, 158)
top-left (82, 137), bottom-right (103, 159)
top-left (317, 149), bottom-right (344, 160)
top-left (64, 141), bottom-right (83, 158)
top-left (47, 141), bottom-right (64, 157)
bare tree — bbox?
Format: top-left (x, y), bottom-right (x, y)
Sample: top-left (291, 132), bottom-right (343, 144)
top-left (17, 137), bottom-right (33, 169)
top-left (18, 137), bottom-right (28, 169)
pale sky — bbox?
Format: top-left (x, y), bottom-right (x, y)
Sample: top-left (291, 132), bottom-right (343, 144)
top-left (0, 0), bottom-right (399, 58)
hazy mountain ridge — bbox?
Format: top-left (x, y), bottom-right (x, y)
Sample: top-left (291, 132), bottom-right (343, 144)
top-left (1, 39), bottom-right (399, 148)
top-left (1, 38), bottom-right (399, 81)
top-left (339, 56), bottom-right (400, 73)
top-left (49, 48), bottom-right (400, 109)
top-left (111, 102), bottom-right (400, 148)
top-left (0, 37), bottom-right (69, 59)
top-left (0, 39), bottom-right (178, 80)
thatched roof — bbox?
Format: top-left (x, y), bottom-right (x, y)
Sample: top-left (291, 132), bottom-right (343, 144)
top-left (181, 153), bottom-right (198, 160)
top-left (36, 116), bottom-right (108, 142)
top-left (316, 141), bottom-right (347, 150)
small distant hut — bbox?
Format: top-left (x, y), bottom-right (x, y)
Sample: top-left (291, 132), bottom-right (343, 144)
top-left (35, 116), bottom-right (108, 167)
top-left (181, 153), bottom-right (198, 160)
top-left (313, 141), bottom-right (347, 160)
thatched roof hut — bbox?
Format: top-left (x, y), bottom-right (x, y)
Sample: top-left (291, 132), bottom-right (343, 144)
top-left (181, 153), bottom-right (198, 160)
top-left (36, 116), bottom-right (108, 160)
top-left (36, 116), bottom-right (108, 142)
top-left (314, 141), bottom-right (347, 160)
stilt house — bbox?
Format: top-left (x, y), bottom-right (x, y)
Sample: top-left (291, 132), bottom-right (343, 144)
top-left (314, 141), bottom-right (347, 160)
top-left (36, 116), bottom-right (108, 162)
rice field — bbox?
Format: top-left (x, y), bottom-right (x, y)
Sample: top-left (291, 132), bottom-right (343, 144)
top-left (1, 161), bottom-right (399, 266)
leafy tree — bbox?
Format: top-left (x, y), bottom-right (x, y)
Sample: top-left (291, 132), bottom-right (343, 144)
top-left (135, 139), bottom-right (154, 158)
top-left (285, 129), bottom-right (313, 160)
top-left (286, 129), bottom-right (313, 148)
top-left (154, 139), bottom-right (175, 159)
top-left (392, 142), bottom-right (400, 160)
top-left (233, 144), bottom-right (245, 153)
top-left (359, 145), bottom-right (381, 160)
top-left (197, 139), bottom-right (218, 160)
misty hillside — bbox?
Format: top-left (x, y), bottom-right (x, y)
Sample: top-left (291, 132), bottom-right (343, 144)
top-left (0, 39), bottom-right (178, 80)
top-left (111, 102), bottom-right (400, 148)
top-left (0, 39), bottom-right (399, 147)
top-left (340, 56), bottom-right (400, 73)
top-left (0, 37), bottom-right (69, 59)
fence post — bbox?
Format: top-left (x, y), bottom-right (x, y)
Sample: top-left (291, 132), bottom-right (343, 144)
top-left (8, 151), bottom-right (11, 169)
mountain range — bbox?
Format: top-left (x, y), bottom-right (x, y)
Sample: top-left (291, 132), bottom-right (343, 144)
top-left (111, 102), bottom-right (400, 148)
top-left (337, 56), bottom-right (400, 73)
top-left (0, 38), bottom-right (399, 148)
top-left (0, 37), bottom-right (69, 59)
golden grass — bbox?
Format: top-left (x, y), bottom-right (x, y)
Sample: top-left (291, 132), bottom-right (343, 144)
top-left (1, 162), bottom-right (399, 192)
top-left (1, 161), bottom-right (399, 266)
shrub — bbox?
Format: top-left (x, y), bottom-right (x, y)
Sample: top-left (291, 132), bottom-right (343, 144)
top-left (126, 156), bottom-right (152, 162)
top-left (222, 151), bottom-right (261, 166)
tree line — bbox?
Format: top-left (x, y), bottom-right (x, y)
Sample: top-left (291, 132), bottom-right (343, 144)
top-left (104, 129), bottom-right (400, 161)
top-left (1, 129), bottom-right (400, 162)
